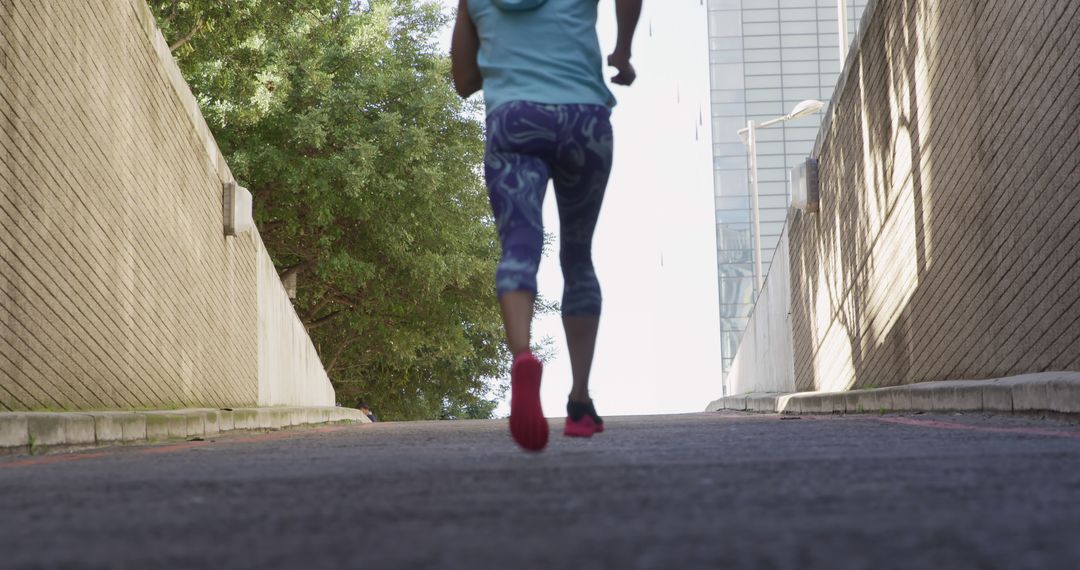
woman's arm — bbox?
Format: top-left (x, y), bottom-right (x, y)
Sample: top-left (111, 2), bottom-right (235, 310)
top-left (450, 0), bottom-right (483, 99)
top-left (608, 0), bottom-right (642, 86)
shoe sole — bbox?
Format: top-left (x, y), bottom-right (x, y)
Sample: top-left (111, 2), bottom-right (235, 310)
top-left (564, 416), bottom-right (596, 438)
top-left (509, 356), bottom-right (548, 452)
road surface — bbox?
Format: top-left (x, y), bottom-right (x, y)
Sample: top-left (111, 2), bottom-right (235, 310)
top-left (2, 411), bottom-right (1080, 569)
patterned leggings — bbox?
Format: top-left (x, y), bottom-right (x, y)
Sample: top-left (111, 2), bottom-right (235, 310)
top-left (484, 101), bottom-right (613, 317)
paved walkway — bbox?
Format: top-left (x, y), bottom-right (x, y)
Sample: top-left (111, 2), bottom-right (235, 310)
top-left (2, 412), bottom-right (1080, 569)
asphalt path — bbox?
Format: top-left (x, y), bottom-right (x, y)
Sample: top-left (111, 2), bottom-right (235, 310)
top-left (2, 411), bottom-right (1080, 569)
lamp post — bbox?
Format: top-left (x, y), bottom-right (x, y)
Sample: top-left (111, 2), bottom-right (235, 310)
top-left (837, 0), bottom-right (850, 62)
top-left (737, 99), bottom-right (824, 294)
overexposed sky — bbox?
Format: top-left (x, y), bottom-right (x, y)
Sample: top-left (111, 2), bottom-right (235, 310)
top-left (437, 0), bottom-right (722, 416)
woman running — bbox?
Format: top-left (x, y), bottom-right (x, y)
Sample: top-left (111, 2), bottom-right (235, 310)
top-left (452, 0), bottom-right (641, 451)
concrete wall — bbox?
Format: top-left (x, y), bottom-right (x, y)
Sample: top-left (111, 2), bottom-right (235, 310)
top-left (0, 0), bottom-right (334, 410)
top-left (786, 0), bottom-right (1080, 392)
top-left (726, 224), bottom-right (796, 396)
top-left (256, 233), bottom-right (334, 407)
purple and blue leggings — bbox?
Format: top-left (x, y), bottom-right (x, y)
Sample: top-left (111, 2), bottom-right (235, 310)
top-left (484, 101), bottom-right (614, 316)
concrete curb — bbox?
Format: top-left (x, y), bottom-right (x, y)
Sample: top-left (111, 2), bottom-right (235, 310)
top-left (0, 407), bottom-right (371, 454)
top-left (705, 372), bottom-right (1080, 416)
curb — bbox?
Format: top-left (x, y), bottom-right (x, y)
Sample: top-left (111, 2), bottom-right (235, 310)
top-left (0, 407), bottom-right (371, 454)
top-left (705, 372), bottom-right (1080, 416)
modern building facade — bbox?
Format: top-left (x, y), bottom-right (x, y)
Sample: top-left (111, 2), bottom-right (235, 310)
top-left (708, 0), bottom-right (868, 384)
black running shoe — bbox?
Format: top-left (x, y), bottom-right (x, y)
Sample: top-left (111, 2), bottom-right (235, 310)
top-left (564, 399), bottom-right (604, 436)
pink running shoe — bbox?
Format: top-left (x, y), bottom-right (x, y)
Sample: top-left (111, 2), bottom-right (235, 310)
top-left (564, 400), bottom-right (599, 438)
top-left (509, 351), bottom-right (548, 452)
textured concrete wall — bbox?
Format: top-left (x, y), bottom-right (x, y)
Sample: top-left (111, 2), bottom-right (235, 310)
top-left (726, 224), bottom-right (796, 396)
top-left (256, 233), bottom-right (334, 407)
top-left (788, 0), bottom-right (1080, 392)
top-left (0, 1), bottom-right (333, 410)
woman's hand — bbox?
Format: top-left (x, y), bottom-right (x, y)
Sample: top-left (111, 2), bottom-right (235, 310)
top-left (607, 51), bottom-right (636, 86)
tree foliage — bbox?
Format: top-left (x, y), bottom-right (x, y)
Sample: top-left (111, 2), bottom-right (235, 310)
top-left (149, 0), bottom-right (509, 420)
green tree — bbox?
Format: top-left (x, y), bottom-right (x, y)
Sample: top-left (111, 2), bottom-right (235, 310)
top-left (149, 0), bottom-right (511, 420)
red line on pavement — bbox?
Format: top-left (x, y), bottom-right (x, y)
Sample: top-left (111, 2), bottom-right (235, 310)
top-left (0, 452), bottom-right (113, 469)
top-left (0, 426), bottom-right (350, 469)
top-left (138, 441), bottom-right (211, 454)
top-left (877, 417), bottom-right (1080, 439)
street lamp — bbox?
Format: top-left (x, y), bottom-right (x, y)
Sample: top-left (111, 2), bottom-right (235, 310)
top-left (837, 0), bottom-right (850, 62)
top-left (737, 99), bottom-right (824, 294)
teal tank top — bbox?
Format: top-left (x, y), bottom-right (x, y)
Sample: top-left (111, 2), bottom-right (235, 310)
top-left (466, 0), bottom-right (616, 115)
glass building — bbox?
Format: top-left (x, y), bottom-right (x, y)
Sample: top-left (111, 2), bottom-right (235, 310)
top-left (707, 0), bottom-right (868, 384)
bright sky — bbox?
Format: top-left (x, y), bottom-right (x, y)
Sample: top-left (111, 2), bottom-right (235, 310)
top-left (437, 0), bottom-right (722, 417)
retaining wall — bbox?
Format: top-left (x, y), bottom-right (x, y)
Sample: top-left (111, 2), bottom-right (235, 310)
top-left (256, 233), bottom-right (334, 407)
top-left (0, 0), bottom-right (334, 410)
top-left (726, 224), bottom-right (796, 396)
top-left (721, 0), bottom-right (1080, 398)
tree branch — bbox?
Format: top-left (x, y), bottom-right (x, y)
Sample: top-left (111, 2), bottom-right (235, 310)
top-left (169, 14), bottom-right (205, 52)
top-left (326, 335), bottom-right (361, 374)
top-left (300, 293), bottom-right (335, 322)
top-left (280, 259), bottom-right (317, 282)
top-left (304, 309), bottom-right (348, 330)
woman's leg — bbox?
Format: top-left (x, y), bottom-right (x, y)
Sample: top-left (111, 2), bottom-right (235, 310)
top-left (485, 102), bottom-right (558, 451)
top-left (551, 106), bottom-right (614, 406)
top-left (563, 315), bottom-right (599, 402)
top-left (499, 291), bottom-right (535, 356)
top-left (485, 103), bottom-right (556, 355)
